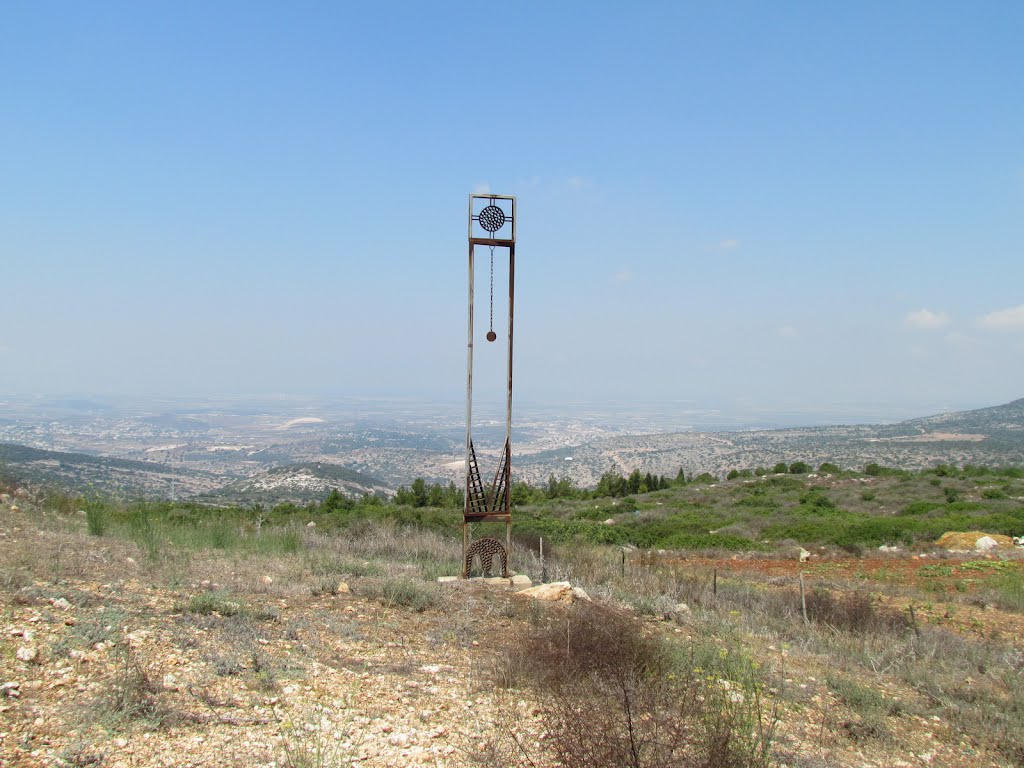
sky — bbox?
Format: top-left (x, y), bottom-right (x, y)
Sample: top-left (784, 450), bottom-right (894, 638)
top-left (2, 2), bottom-right (1023, 419)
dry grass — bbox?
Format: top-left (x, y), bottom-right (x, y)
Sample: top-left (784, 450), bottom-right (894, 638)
top-left (3, 487), bottom-right (1024, 766)
top-left (481, 600), bottom-right (776, 768)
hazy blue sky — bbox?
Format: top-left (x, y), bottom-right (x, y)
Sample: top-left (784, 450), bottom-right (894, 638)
top-left (2, 2), bottom-right (1022, 416)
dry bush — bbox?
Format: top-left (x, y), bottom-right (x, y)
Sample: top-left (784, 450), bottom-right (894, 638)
top-left (493, 600), bottom-right (775, 768)
top-left (94, 645), bottom-right (168, 727)
top-left (803, 589), bottom-right (910, 634)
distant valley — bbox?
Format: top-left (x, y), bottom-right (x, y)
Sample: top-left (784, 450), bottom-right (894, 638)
top-left (1, 396), bottom-right (1021, 504)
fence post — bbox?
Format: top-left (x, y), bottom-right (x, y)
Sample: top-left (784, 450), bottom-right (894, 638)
top-left (799, 572), bottom-right (809, 625)
top-left (540, 537), bottom-right (547, 584)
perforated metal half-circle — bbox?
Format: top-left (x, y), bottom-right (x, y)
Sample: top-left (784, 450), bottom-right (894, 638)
top-left (478, 204), bottom-right (506, 233)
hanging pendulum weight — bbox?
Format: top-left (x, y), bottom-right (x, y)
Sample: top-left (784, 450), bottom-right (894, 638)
top-left (486, 246), bottom-right (497, 342)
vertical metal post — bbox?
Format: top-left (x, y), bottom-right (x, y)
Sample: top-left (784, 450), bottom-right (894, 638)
top-left (503, 242), bottom-right (515, 571)
top-left (505, 243), bottom-right (515, 517)
top-left (465, 240), bottom-right (474, 517)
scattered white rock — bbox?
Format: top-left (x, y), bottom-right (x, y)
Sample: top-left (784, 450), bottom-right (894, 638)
top-left (517, 582), bottom-right (590, 604)
top-left (976, 536), bottom-right (998, 552)
top-left (1, 682), bottom-right (21, 698)
top-left (16, 646), bottom-right (38, 663)
top-left (878, 544), bottom-right (901, 553)
top-left (306, 521), bottom-right (316, 528)
top-left (603, 518), bottom-right (615, 525)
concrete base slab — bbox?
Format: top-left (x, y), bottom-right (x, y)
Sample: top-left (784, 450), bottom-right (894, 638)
top-left (437, 574), bottom-right (534, 589)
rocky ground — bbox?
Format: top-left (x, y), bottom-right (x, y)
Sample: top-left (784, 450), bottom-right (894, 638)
top-left (2, 495), bottom-right (1022, 767)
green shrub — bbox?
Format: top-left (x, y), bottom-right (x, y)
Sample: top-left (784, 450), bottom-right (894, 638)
top-left (84, 497), bottom-right (107, 536)
top-left (185, 590), bottom-right (243, 616)
top-left (900, 501), bottom-right (942, 516)
top-left (766, 475), bottom-right (804, 491)
top-left (982, 487), bottom-right (1009, 500)
top-left (828, 518), bottom-right (922, 548)
top-left (359, 577), bottom-right (440, 612)
top-left (798, 490), bottom-right (838, 511)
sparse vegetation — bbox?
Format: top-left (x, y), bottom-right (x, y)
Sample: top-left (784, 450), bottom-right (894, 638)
top-left (184, 590), bottom-right (244, 617)
top-left (489, 601), bottom-right (776, 767)
top-left (4, 458), bottom-right (1024, 766)
top-left (357, 576), bottom-right (442, 612)
top-left (83, 495), bottom-right (106, 536)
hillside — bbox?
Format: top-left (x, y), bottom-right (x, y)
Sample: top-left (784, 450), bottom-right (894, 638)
top-left (880, 398), bottom-right (1024, 445)
top-left (2, 475), bottom-right (1023, 767)
top-left (515, 398), bottom-right (1024, 488)
top-left (0, 442), bottom-right (221, 497)
top-left (207, 461), bottom-right (392, 505)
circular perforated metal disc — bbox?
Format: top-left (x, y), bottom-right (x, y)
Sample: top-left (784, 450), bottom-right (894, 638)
top-left (478, 205), bottom-right (506, 233)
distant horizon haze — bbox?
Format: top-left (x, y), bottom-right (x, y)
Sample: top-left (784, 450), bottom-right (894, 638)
top-left (0, 390), bottom-right (1016, 432)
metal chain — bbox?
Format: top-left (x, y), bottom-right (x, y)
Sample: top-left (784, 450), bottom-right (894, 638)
top-left (489, 245), bottom-right (495, 334)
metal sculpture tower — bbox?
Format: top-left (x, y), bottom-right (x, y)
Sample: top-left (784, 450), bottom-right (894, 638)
top-left (463, 194), bottom-right (516, 577)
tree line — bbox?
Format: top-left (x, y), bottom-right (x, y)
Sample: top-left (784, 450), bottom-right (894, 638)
top-left (316, 460), bottom-right (1024, 514)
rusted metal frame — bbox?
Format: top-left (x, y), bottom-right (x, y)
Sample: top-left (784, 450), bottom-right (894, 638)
top-left (464, 194), bottom-right (516, 576)
top-left (464, 514), bottom-right (511, 523)
top-left (469, 237), bottom-right (514, 247)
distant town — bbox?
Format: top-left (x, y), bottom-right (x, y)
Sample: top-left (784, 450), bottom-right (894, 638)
top-left (1, 395), bottom-right (1021, 503)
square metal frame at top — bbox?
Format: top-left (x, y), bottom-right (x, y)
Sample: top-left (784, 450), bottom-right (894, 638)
top-left (469, 194), bottom-right (515, 245)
